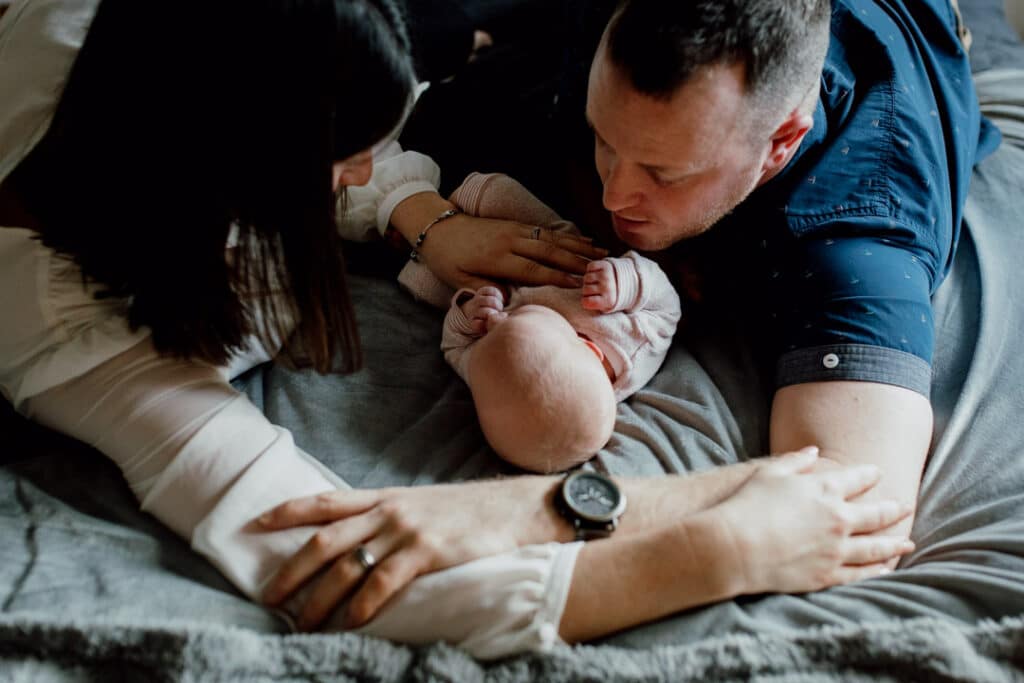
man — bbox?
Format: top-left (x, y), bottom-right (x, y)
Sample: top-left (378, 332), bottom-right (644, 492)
top-left (576, 0), bottom-right (999, 542)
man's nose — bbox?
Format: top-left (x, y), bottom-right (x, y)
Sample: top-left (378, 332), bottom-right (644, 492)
top-left (602, 161), bottom-right (642, 212)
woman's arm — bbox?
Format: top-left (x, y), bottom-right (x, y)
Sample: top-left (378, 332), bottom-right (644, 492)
top-left (338, 144), bottom-right (606, 292)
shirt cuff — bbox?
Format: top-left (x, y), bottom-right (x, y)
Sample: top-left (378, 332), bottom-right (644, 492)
top-left (375, 181), bottom-right (441, 237)
top-left (776, 343), bottom-right (931, 396)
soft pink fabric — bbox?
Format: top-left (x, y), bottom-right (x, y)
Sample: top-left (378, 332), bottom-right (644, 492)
top-left (433, 173), bottom-right (682, 401)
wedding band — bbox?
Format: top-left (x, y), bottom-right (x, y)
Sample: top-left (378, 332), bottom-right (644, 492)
top-left (352, 545), bottom-right (376, 572)
top-left (531, 227), bottom-right (542, 240)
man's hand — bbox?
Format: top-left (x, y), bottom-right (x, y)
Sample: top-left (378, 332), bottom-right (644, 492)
top-left (770, 380), bottom-right (932, 560)
top-left (581, 259), bottom-right (618, 312)
top-left (708, 447), bottom-right (915, 596)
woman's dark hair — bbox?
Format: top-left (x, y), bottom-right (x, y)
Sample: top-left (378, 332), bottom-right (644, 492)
top-left (10, 0), bottom-right (416, 373)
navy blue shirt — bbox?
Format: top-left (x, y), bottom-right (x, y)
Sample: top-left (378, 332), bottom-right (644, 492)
top-left (703, 0), bottom-right (1000, 396)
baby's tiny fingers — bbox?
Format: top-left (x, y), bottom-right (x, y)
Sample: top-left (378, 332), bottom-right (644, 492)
top-left (476, 286), bottom-right (504, 300)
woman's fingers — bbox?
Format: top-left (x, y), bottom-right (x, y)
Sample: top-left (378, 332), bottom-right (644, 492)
top-left (497, 253), bottom-right (586, 289)
top-left (513, 235), bottom-right (607, 272)
top-left (841, 535), bottom-right (915, 566)
top-left (262, 509), bottom-right (380, 606)
top-left (521, 225), bottom-right (605, 257)
top-left (297, 536), bottom-right (398, 631)
top-left (257, 489), bottom-right (381, 529)
top-left (344, 548), bottom-right (423, 629)
top-left (847, 499), bottom-right (915, 534)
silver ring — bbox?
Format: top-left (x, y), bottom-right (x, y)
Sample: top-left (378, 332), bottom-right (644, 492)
top-left (531, 226), bottom-right (542, 240)
top-left (352, 545), bottom-right (376, 572)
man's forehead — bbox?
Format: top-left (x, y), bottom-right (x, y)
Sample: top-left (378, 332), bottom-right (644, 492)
top-left (586, 48), bottom-right (748, 170)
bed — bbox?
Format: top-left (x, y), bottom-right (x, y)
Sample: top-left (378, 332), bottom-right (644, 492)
top-left (3, 2), bottom-right (1024, 681)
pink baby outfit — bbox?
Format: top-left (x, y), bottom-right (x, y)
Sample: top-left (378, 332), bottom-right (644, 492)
top-left (404, 173), bottom-right (682, 401)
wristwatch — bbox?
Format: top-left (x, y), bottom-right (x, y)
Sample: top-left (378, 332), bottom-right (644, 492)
top-left (553, 470), bottom-right (627, 541)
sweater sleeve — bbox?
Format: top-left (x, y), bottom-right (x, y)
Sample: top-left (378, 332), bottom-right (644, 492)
top-left (440, 288), bottom-right (482, 382)
top-left (603, 252), bottom-right (683, 400)
top-left (336, 140), bottom-right (441, 242)
top-left (20, 335), bottom-right (578, 660)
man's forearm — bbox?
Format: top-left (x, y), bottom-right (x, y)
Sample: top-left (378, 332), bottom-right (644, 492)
top-left (614, 461), bottom-right (759, 533)
top-left (559, 511), bottom-right (739, 642)
top-left (522, 461), bottom-right (760, 547)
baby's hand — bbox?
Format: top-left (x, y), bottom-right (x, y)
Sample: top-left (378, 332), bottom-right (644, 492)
top-left (581, 260), bottom-right (617, 313)
top-left (461, 286), bottom-right (507, 335)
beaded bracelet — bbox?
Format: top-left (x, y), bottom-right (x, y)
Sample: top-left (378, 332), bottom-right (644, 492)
top-left (409, 207), bottom-right (461, 262)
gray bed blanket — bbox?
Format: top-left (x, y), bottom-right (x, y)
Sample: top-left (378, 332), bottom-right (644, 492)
top-left (3, 33), bottom-right (1024, 683)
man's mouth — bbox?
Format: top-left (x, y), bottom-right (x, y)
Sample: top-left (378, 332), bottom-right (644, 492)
top-left (612, 214), bottom-right (650, 232)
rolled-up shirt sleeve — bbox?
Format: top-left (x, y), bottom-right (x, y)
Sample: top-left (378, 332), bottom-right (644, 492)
top-left (768, 231), bottom-right (935, 396)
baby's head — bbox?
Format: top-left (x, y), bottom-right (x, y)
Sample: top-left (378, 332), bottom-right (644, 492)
top-left (466, 305), bottom-right (616, 473)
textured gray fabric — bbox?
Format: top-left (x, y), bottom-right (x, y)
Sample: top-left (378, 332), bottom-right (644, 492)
top-left (1, 26), bottom-right (1023, 683)
top-left (1, 614), bottom-right (1023, 682)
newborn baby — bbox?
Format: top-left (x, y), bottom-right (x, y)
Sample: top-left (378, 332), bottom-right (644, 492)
top-left (404, 173), bottom-right (681, 472)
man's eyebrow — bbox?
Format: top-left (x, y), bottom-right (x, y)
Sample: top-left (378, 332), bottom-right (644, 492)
top-left (586, 113), bottom-right (702, 177)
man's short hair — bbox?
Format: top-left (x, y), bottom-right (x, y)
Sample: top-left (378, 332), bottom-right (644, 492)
top-left (606, 0), bottom-right (831, 121)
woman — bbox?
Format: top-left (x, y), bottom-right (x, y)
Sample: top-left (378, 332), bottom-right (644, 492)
top-left (0, 0), bottom-right (911, 659)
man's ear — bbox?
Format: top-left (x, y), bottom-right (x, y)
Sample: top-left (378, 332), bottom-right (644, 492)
top-left (760, 111), bottom-right (815, 182)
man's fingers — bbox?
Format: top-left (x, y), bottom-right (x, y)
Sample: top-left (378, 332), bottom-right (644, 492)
top-left (258, 490), bottom-right (381, 529)
top-left (766, 446), bottom-right (820, 474)
top-left (826, 464), bottom-right (882, 499)
top-left (829, 563), bottom-right (894, 586)
top-left (262, 510), bottom-right (380, 606)
top-left (847, 499), bottom-right (915, 534)
top-left (841, 536), bottom-right (915, 566)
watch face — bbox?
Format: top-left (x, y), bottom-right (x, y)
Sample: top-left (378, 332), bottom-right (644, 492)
top-left (564, 472), bottom-right (625, 523)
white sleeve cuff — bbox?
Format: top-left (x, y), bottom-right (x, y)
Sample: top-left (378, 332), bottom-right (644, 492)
top-left (354, 541), bottom-right (584, 660)
top-left (337, 147), bottom-right (441, 242)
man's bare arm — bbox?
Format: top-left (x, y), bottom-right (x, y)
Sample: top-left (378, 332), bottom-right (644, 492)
top-left (770, 380), bottom-right (932, 542)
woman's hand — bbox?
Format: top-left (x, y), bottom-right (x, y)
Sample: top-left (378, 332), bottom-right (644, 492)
top-left (708, 447), bottom-right (915, 596)
top-left (257, 476), bottom-right (566, 631)
top-left (390, 192), bottom-right (608, 292)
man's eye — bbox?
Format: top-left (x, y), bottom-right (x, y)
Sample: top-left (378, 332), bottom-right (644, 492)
top-left (653, 172), bottom-right (688, 187)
